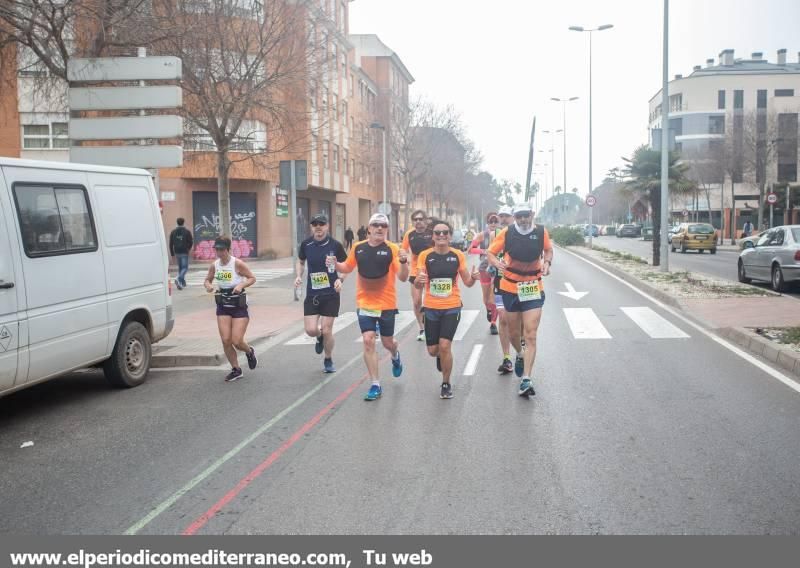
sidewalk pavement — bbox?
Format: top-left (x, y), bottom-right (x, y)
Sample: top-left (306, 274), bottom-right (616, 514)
top-left (174, 256), bottom-right (296, 271)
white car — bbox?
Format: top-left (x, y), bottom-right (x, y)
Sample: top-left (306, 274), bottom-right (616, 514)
top-left (0, 158), bottom-right (174, 398)
top-left (738, 226), bottom-right (800, 292)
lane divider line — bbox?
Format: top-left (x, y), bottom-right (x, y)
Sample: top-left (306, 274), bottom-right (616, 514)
top-left (561, 247), bottom-right (800, 394)
top-left (463, 344), bottom-right (484, 376)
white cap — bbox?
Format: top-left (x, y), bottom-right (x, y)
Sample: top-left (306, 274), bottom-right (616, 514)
top-left (498, 205), bottom-right (513, 216)
top-left (513, 203), bottom-right (533, 215)
top-left (369, 213), bottom-right (390, 225)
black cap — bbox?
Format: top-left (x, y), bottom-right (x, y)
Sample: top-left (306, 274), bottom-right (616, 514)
top-left (214, 236), bottom-right (231, 250)
top-left (310, 213), bottom-right (329, 224)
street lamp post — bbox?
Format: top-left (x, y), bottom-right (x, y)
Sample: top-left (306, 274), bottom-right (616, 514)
top-left (542, 128), bottom-right (563, 208)
top-left (370, 122), bottom-right (388, 233)
top-left (659, 3), bottom-right (670, 271)
top-left (550, 97), bottom-right (579, 226)
top-left (569, 23), bottom-right (613, 250)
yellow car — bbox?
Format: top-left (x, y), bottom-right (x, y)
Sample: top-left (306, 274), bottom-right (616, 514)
top-left (671, 223), bottom-right (717, 254)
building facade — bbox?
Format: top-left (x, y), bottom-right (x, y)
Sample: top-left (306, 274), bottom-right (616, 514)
top-left (648, 48), bottom-right (800, 235)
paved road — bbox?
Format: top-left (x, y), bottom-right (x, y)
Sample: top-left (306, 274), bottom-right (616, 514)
top-left (592, 235), bottom-right (800, 299)
top-left (2, 250), bottom-right (800, 534)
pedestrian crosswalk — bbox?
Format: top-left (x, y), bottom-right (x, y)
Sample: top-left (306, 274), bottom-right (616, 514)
top-left (282, 306), bottom-right (692, 345)
top-left (177, 268), bottom-right (294, 288)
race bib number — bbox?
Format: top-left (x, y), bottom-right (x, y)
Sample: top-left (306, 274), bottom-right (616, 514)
top-left (310, 272), bottom-right (331, 290)
top-left (215, 269), bottom-right (234, 284)
top-left (430, 278), bottom-right (453, 298)
top-left (517, 280), bottom-right (542, 302)
top-left (359, 308), bottom-right (382, 318)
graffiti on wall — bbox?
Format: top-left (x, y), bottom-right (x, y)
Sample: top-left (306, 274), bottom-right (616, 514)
top-left (192, 192), bottom-right (258, 259)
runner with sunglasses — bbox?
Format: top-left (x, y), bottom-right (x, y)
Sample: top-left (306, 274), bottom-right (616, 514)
top-left (487, 203), bottom-right (553, 397)
top-left (491, 206), bottom-right (516, 374)
top-left (401, 210), bottom-right (434, 342)
top-left (295, 214), bottom-right (349, 373)
top-left (329, 213), bottom-right (409, 401)
top-left (469, 212), bottom-right (502, 336)
top-left (415, 221), bottom-right (479, 399)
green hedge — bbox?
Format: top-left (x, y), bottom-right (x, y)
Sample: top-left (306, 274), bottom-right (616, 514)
top-left (549, 226), bottom-right (585, 247)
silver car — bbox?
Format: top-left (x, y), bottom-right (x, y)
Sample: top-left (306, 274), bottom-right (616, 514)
top-left (738, 225), bottom-right (800, 292)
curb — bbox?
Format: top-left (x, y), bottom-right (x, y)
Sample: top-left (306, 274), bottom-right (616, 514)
top-left (562, 244), bottom-right (800, 379)
top-left (151, 329), bottom-right (284, 368)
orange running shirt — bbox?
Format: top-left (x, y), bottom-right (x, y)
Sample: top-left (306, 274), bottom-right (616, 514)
top-left (344, 240), bottom-right (402, 311)
top-left (417, 247), bottom-right (467, 310)
top-left (487, 226), bottom-right (552, 295)
top-left (402, 228), bottom-right (434, 277)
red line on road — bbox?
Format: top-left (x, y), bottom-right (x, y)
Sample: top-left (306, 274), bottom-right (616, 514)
top-left (182, 335), bottom-right (414, 536)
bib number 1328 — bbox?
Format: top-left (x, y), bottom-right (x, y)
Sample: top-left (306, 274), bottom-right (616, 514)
top-left (517, 280), bottom-right (542, 302)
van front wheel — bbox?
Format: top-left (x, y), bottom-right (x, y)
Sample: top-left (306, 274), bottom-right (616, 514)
top-left (104, 321), bottom-right (151, 388)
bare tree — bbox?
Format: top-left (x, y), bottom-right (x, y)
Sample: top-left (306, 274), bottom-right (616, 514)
top-left (740, 109), bottom-right (781, 230)
top-left (683, 143), bottom-right (725, 227)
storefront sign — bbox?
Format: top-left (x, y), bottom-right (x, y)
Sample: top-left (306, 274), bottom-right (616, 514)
top-left (276, 187), bottom-right (289, 217)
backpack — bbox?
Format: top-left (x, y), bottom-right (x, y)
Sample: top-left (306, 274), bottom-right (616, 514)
top-left (173, 229), bottom-right (187, 250)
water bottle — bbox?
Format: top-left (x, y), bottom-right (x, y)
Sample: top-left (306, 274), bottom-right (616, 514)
top-left (327, 251), bottom-right (336, 274)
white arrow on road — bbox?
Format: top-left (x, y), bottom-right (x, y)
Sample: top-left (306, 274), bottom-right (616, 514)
top-left (558, 282), bottom-right (589, 301)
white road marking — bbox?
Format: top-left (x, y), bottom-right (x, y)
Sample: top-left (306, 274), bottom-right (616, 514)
top-left (356, 310), bottom-right (417, 342)
top-left (621, 307), bottom-right (690, 339)
top-left (560, 246), bottom-right (800, 394)
top-left (285, 312), bottom-right (358, 345)
top-left (563, 308), bottom-right (612, 339)
top-left (179, 268), bottom-right (294, 287)
top-left (464, 344), bottom-right (484, 376)
top-left (453, 310), bottom-right (481, 341)
top-left (558, 282), bottom-right (589, 301)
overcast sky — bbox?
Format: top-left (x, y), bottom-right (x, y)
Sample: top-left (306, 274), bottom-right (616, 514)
top-left (351, 0), bottom-right (800, 198)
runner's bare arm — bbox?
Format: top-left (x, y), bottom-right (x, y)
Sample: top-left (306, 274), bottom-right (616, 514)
top-left (295, 258), bottom-right (304, 288)
top-left (460, 265), bottom-right (480, 288)
top-left (233, 260), bottom-right (256, 293)
top-left (397, 249), bottom-right (410, 282)
top-left (204, 264), bottom-right (215, 293)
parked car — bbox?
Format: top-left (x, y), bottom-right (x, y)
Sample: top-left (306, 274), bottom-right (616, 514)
top-left (0, 158), bottom-right (174, 398)
top-left (642, 227), bottom-right (654, 241)
top-left (583, 224), bottom-right (600, 237)
top-left (667, 225), bottom-right (681, 244)
top-left (451, 228), bottom-right (466, 250)
top-left (671, 223), bottom-right (717, 254)
top-left (738, 225), bottom-right (800, 292)
top-left (616, 224), bottom-right (641, 238)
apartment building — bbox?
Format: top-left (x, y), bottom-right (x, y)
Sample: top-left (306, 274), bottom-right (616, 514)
top-left (648, 48), bottom-right (800, 234)
top-left (0, 1), bottom-right (414, 257)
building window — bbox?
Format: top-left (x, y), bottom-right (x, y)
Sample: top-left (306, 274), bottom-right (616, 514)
top-left (351, 158), bottom-right (355, 178)
top-left (12, 184), bottom-right (97, 257)
top-left (333, 144), bottom-right (339, 172)
top-left (230, 119), bottom-right (267, 152)
top-left (734, 90), bottom-right (744, 109)
top-left (775, 89), bottom-right (795, 97)
top-left (333, 94), bottom-right (339, 120)
top-left (709, 115), bottom-right (725, 135)
top-left (718, 90), bottom-right (726, 109)
top-left (22, 122), bottom-right (68, 150)
top-left (757, 89), bottom-right (767, 109)
top-left (311, 133), bottom-right (318, 165)
top-left (669, 94), bottom-right (682, 112)
top-left (777, 113), bottom-right (798, 182)
top-left (349, 75), bottom-right (354, 97)
top-left (343, 150), bottom-right (349, 174)
top-left (342, 101), bottom-right (348, 124)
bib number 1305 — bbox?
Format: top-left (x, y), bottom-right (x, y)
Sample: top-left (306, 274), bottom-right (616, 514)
top-left (517, 280), bottom-right (542, 302)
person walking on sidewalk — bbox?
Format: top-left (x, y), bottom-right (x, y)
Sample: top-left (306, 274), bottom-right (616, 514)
top-left (415, 220), bottom-right (479, 399)
top-left (492, 206), bottom-right (516, 374)
top-left (357, 225), bottom-right (367, 241)
top-left (295, 214), bottom-right (349, 373)
top-left (742, 220), bottom-right (754, 238)
top-left (402, 210), bottom-right (434, 342)
top-left (470, 212), bottom-right (502, 335)
top-left (344, 227), bottom-right (355, 251)
top-left (169, 218), bottom-right (193, 290)
top-left (204, 236), bottom-right (258, 383)
top-left (329, 213), bottom-right (409, 401)
top-left (487, 204), bottom-right (553, 397)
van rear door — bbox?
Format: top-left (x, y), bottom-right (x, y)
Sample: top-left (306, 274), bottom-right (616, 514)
top-left (0, 172), bottom-right (22, 392)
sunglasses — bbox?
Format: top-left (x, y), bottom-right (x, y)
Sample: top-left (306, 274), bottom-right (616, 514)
top-left (371, 223), bottom-right (389, 229)
top-left (412, 217), bottom-right (426, 222)
top-left (433, 230), bottom-right (450, 236)
top-left (514, 213), bottom-right (532, 219)
top-left (488, 218), bottom-right (499, 224)
top-left (311, 222), bottom-right (327, 227)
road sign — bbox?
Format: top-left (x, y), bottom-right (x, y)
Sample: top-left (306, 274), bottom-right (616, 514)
top-left (69, 86), bottom-right (182, 111)
top-left (68, 57), bottom-right (182, 82)
top-left (70, 146), bottom-right (183, 169)
top-left (682, 209), bottom-right (690, 218)
top-left (377, 202), bottom-right (392, 215)
top-left (585, 195), bottom-right (597, 208)
top-left (70, 116), bottom-right (183, 140)
top-left (275, 187), bottom-right (289, 217)
top-left (280, 161), bottom-right (308, 191)
top-left (767, 193), bottom-right (778, 205)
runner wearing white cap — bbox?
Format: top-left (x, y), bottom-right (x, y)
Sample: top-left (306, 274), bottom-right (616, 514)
top-left (328, 212), bottom-right (409, 401)
top-left (487, 203), bottom-right (553, 397)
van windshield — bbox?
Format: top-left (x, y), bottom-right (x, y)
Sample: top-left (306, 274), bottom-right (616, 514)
top-left (689, 225), bottom-right (715, 235)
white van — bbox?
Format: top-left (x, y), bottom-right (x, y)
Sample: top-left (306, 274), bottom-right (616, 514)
top-left (0, 158), bottom-right (174, 397)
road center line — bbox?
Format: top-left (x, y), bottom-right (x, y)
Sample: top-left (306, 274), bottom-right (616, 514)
top-left (560, 247), bottom-right (800, 394)
top-left (463, 344), bottom-right (483, 376)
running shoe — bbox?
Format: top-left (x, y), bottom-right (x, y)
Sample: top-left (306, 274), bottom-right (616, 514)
top-left (246, 347), bottom-right (258, 370)
top-left (315, 333), bottom-right (324, 355)
top-left (174, 278), bottom-right (183, 291)
top-left (364, 383), bottom-right (382, 401)
top-left (490, 323), bottom-right (498, 335)
top-left (323, 358), bottom-right (335, 374)
top-left (436, 356), bottom-right (442, 372)
top-left (392, 352), bottom-right (403, 378)
top-left (417, 329), bottom-right (425, 342)
top-left (514, 355), bottom-right (524, 378)
top-left (440, 382), bottom-right (453, 399)
top-left (498, 358), bottom-right (513, 375)
top-left (225, 367), bottom-right (243, 382)
top-left (518, 378), bottom-right (535, 397)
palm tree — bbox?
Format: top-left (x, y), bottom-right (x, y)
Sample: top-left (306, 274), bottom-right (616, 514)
top-left (622, 145), bottom-right (696, 266)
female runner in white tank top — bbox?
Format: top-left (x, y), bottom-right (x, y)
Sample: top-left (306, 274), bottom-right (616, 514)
top-left (203, 236), bottom-right (258, 382)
